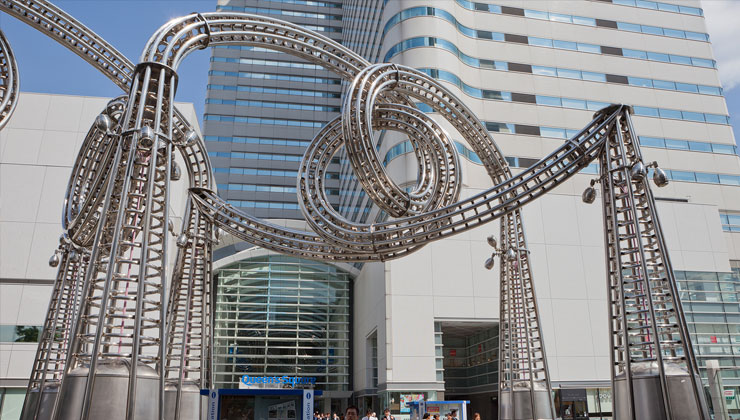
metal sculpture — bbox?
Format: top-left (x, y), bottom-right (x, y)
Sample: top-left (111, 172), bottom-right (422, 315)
top-left (0, 1), bottom-right (709, 419)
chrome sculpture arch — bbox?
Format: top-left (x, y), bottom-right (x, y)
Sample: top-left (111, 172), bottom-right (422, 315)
top-left (0, 1), bottom-right (710, 420)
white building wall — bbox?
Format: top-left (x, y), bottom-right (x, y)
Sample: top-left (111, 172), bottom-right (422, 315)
top-left (353, 0), bottom-right (740, 396)
top-left (0, 92), bottom-right (199, 393)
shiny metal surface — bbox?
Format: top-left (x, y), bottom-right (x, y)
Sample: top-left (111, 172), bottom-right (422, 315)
top-left (21, 384), bottom-right (58, 420)
top-left (613, 362), bottom-right (708, 420)
top-left (597, 106), bottom-right (709, 420)
top-left (21, 243), bottom-right (87, 420)
top-left (499, 383), bottom-right (553, 420)
top-left (0, 2), bottom-right (707, 420)
top-left (57, 361), bottom-right (159, 420)
top-left (0, 28), bottom-right (18, 130)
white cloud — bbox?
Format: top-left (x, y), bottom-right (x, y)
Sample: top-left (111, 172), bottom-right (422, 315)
top-left (702, 0), bottom-right (740, 91)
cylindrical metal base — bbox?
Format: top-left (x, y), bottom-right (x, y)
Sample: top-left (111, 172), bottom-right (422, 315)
top-left (614, 362), bottom-right (708, 420)
top-left (500, 382), bottom-right (553, 420)
top-left (57, 359), bottom-right (159, 420)
top-left (164, 381), bottom-right (201, 420)
top-left (21, 383), bottom-right (59, 420)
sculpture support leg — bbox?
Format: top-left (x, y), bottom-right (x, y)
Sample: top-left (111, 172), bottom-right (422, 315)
top-left (598, 106), bottom-right (710, 420)
top-left (498, 210), bottom-right (555, 420)
top-left (164, 197), bottom-right (213, 420)
top-left (21, 245), bottom-right (87, 420)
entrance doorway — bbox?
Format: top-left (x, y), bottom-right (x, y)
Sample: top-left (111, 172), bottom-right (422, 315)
top-left (436, 321), bottom-right (498, 420)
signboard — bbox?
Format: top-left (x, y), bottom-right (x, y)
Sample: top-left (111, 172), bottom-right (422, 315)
top-left (400, 394), bottom-right (425, 413)
top-left (725, 389), bottom-right (735, 400)
top-left (560, 389), bottom-right (588, 402)
top-left (449, 350), bottom-right (456, 357)
top-left (208, 390), bottom-right (218, 420)
top-left (303, 390), bottom-right (314, 420)
top-left (240, 375), bottom-right (317, 389)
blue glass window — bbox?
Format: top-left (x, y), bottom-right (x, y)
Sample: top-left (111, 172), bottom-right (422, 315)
top-left (682, 111), bottom-right (705, 122)
top-left (532, 66), bottom-right (557, 76)
top-left (629, 77), bottom-right (653, 87)
top-left (639, 137), bottom-right (665, 148)
top-left (536, 96), bottom-right (562, 107)
top-left (647, 52), bottom-right (671, 62)
top-left (633, 106), bottom-right (659, 117)
top-left (653, 80), bottom-right (676, 90)
top-left (582, 72), bottom-right (606, 82)
top-left (553, 40), bottom-right (578, 50)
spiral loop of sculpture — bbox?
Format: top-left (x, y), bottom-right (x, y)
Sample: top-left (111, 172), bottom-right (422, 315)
top-left (0, 1), bottom-right (711, 420)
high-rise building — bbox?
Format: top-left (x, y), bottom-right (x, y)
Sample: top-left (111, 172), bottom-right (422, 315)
top-left (204, 0), bottom-right (740, 419)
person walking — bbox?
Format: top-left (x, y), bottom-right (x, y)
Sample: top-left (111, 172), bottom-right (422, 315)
top-left (346, 406), bottom-right (360, 420)
top-left (382, 409), bottom-right (395, 420)
top-left (473, 413), bottom-right (481, 420)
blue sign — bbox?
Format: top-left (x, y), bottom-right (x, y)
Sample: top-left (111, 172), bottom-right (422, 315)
top-left (303, 390), bottom-right (314, 420)
top-left (241, 375), bottom-right (317, 387)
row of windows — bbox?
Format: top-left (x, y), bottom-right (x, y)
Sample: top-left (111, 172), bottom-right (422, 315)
top-left (205, 114), bottom-right (324, 128)
top-left (207, 84), bottom-right (340, 98)
top-left (418, 68), bottom-right (730, 125)
top-left (227, 200), bottom-right (302, 210)
top-left (639, 137), bottom-right (737, 155)
top-left (214, 167), bottom-right (340, 179)
top-left (211, 56), bottom-right (325, 70)
top-left (383, 37), bottom-right (722, 96)
top-left (720, 213), bottom-right (740, 233)
top-left (247, 0), bottom-right (341, 8)
top-left (383, 138), bottom-right (740, 187)
top-left (217, 183), bottom-right (341, 196)
top-left (217, 4), bottom-right (342, 20)
top-left (205, 135), bottom-right (311, 148)
top-left (209, 151), bottom-right (303, 161)
top-left (382, 138), bottom-right (598, 174)
top-left (455, 0), bottom-right (708, 41)
top-left (209, 69), bottom-right (341, 85)
top-left (206, 98), bottom-right (340, 113)
top-left (485, 121), bottom-right (737, 155)
top-left (383, 7), bottom-right (716, 69)
top-left (607, 0), bottom-right (703, 16)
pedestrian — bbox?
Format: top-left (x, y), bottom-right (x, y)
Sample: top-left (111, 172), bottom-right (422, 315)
top-left (362, 409), bottom-right (372, 420)
top-left (433, 414), bottom-right (440, 420)
top-left (473, 413), bottom-right (480, 420)
top-left (371, 412), bottom-right (378, 420)
top-left (346, 406), bottom-right (360, 420)
top-left (382, 409), bottom-right (395, 420)
top-left (422, 413), bottom-right (431, 420)
top-left (450, 410), bottom-right (458, 420)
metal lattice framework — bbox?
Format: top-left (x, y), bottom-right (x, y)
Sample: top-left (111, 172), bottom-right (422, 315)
top-left (0, 1), bottom-right (711, 420)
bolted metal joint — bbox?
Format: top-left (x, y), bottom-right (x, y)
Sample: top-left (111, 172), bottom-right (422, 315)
top-left (94, 114), bottom-right (113, 133)
top-left (183, 130), bottom-right (199, 147)
top-left (139, 126), bottom-right (155, 148)
top-left (630, 161), bottom-right (647, 181)
top-left (176, 233), bottom-right (189, 248)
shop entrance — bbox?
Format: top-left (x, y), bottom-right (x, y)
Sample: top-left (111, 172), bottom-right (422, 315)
top-left (206, 389), bottom-right (321, 420)
top-left (437, 321), bottom-right (498, 420)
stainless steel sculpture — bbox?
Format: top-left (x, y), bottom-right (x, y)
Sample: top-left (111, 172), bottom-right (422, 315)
top-left (0, 1), bottom-right (710, 420)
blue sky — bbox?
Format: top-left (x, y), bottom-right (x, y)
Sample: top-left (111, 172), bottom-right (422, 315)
top-left (0, 0), bottom-right (737, 141)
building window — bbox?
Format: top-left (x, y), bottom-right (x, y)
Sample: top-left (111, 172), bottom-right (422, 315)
top-left (0, 325), bottom-right (41, 342)
top-left (213, 255), bottom-right (351, 391)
